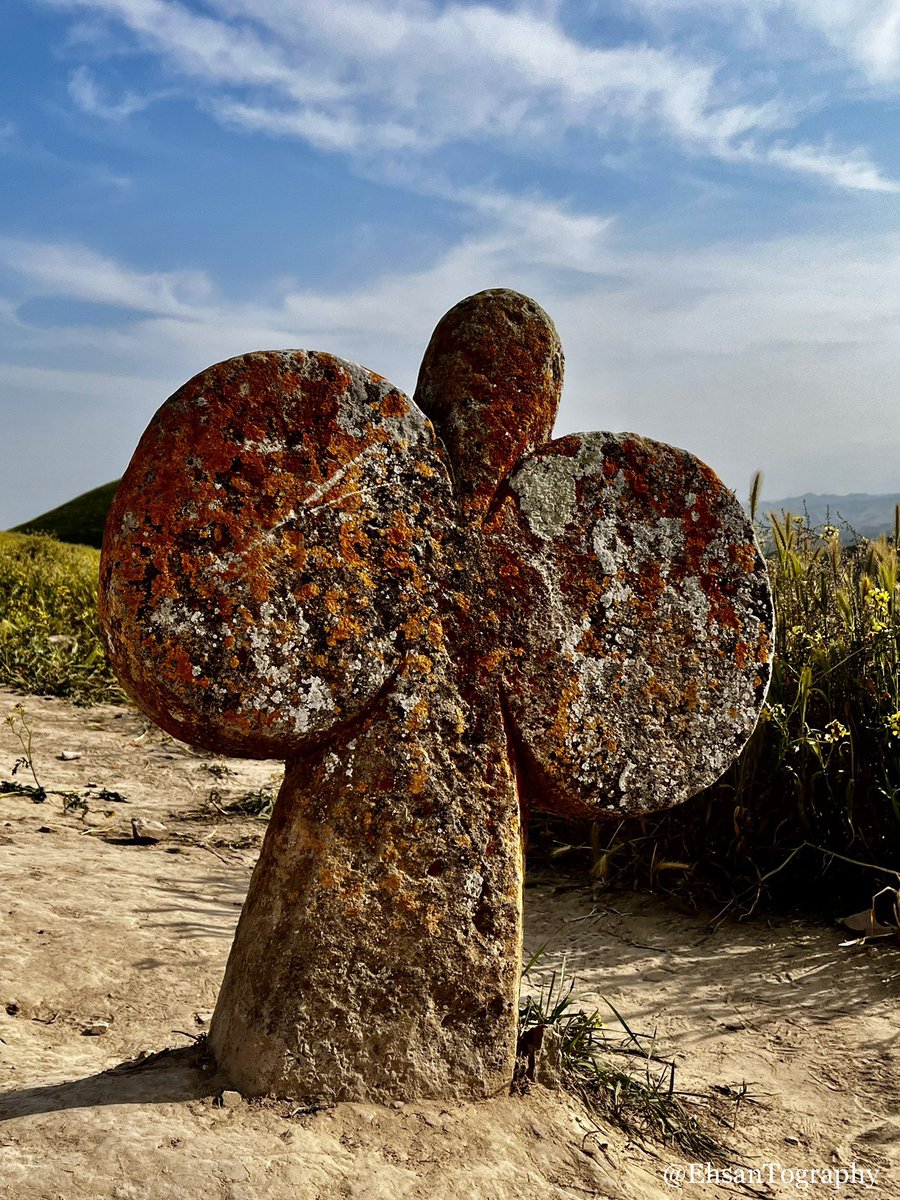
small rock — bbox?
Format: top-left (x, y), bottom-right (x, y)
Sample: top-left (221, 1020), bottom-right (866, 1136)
top-left (195, 1010), bottom-right (214, 1026)
top-left (83, 1020), bottom-right (110, 1036)
top-left (220, 1089), bottom-right (243, 1108)
top-left (784, 1135), bottom-right (800, 1145)
top-left (133, 817), bottom-right (167, 834)
top-left (57, 751), bottom-right (82, 762)
top-left (129, 817), bottom-right (165, 844)
top-left (390, 1100), bottom-right (405, 1110)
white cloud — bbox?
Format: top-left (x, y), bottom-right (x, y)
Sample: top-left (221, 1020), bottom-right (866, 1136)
top-left (764, 141), bottom-right (899, 192)
top-left (0, 360), bottom-right (162, 398)
top-left (49, 0), bottom-right (350, 102)
top-left (632, 0), bottom-right (900, 84)
top-left (790, 0), bottom-right (900, 82)
top-left (0, 239), bottom-right (214, 317)
top-left (68, 65), bottom-right (170, 120)
top-left (211, 99), bottom-right (422, 153)
top-left (39, 0), bottom-right (896, 190)
top-left (4, 194), bottom-right (900, 510)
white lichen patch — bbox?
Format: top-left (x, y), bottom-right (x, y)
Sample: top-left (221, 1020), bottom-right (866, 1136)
top-left (510, 439), bottom-right (606, 541)
top-left (149, 598), bottom-right (206, 639)
top-left (242, 434), bottom-right (286, 454)
top-left (463, 871), bottom-right (484, 901)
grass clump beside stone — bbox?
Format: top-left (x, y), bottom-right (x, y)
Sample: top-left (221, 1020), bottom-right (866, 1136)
top-left (0, 532), bottom-right (125, 704)
top-left (517, 954), bottom-right (734, 1159)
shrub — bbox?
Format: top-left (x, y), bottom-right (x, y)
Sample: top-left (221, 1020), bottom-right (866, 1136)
top-left (0, 532), bottom-right (125, 704)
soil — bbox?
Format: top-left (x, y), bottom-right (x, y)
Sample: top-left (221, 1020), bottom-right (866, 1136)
top-left (1, 688), bottom-right (898, 1199)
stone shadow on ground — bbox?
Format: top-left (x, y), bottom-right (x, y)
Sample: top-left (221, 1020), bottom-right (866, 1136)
top-left (523, 887), bottom-right (900, 1040)
top-left (142, 869), bottom-right (248, 940)
top-left (0, 1044), bottom-right (218, 1120)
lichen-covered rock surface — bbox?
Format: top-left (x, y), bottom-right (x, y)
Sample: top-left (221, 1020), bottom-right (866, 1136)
top-left (99, 287), bottom-right (773, 1102)
top-left (100, 350), bottom-right (449, 759)
top-left (492, 432), bottom-right (772, 816)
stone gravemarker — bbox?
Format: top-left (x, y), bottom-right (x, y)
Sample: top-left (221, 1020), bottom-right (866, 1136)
top-left (99, 289), bottom-right (773, 1102)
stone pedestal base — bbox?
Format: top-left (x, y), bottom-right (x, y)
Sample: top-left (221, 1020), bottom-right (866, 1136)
top-left (208, 671), bottom-right (523, 1101)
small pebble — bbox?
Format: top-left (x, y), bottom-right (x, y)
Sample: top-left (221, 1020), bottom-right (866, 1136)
top-left (84, 1020), bottom-right (110, 1036)
top-left (57, 751), bottom-right (82, 761)
top-left (220, 1089), bottom-right (242, 1108)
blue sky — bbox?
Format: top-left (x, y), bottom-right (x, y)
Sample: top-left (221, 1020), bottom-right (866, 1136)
top-left (3, 0), bottom-right (900, 528)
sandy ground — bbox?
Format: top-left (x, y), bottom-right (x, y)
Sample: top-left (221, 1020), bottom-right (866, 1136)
top-left (0, 688), bottom-right (898, 1200)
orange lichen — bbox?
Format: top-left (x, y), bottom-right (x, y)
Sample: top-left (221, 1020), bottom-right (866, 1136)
top-left (327, 614), bottom-right (365, 646)
top-left (405, 654), bottom-right (434, 676)
top-left (729, 542), bottom-right (758, 572)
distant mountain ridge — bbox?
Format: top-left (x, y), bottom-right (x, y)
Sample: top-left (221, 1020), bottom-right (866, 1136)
top-left (759, 493), bottom-right (900, 541)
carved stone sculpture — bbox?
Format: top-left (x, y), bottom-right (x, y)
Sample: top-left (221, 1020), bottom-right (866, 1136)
top-left (99, 289), bottom-right (772, 1101)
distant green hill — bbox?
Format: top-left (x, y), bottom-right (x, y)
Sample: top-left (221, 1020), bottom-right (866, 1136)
top-left (11, 480), bottom-right (120, 549)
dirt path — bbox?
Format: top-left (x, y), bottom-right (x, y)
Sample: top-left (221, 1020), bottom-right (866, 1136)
top-left (0, 690), bottom-right (898, 1199)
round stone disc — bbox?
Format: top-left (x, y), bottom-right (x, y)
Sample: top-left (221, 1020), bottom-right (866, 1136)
top-left (100, 350), bottom-right (451, 757)
top-left (491, 432), bottom-right (773, 817)
top-left (414, 289), bottom-right (563, 518)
